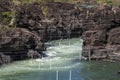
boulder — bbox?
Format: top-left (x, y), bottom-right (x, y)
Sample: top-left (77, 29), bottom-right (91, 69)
top-left (0, 28), bottom-right (44, 62)
top-left (108, 27), bottom-right (120, 45)
top-left (27, 49), bottom-right (42, 59)
top-left (82, 30), bottom-right (107, 46)
top-left (0, 28), bottom-right (43, 51)
top-left (0, 52), bottom-right (11, 64)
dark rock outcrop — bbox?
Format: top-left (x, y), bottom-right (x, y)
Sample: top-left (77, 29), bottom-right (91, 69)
top-left (0, 0), bottom-right (12, 12)
top-left (0, 1), bottom-right (120, 64)
top-left (81, 5), bottom-right (120, 60)
top-left (0, 28), bottom-right (42, 50)
top-left (0, 28), bottom-right (44, 61)
top-left (82, 30), bottom-right (107, 47)
top-left (108, 27), bottom-right (120, 45)
top-left (15, 2), bottom-right (82, 40)
top-left (0, 52), bottom-right (11, 65)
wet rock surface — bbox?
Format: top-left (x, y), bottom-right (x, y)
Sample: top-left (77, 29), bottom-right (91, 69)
top-left (0, 1), bottom-right (120, 64)
top-left (0, 28), bottom-right (44, 62)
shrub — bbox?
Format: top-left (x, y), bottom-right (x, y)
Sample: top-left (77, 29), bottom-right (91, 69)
top-left (0, 11), bottom-right (16, 25)
top-left (41, 6), bottom-right (48, 17)
top-left (0, 11), bottom-right (16, 33)
top-left (96, 0), bottom-right (120, 6)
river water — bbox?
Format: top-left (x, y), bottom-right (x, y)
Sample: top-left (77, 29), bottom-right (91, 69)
top-left (0, 38), bottom-right (120, 80)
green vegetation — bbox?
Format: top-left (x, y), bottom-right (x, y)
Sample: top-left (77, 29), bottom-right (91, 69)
top-left (12, 0), bottom-right (54, 4)
top-left (54, 0), bottom-right (75, 3)
top-left (12, 0), bottom-right (80, 4)
top-left (0, 11), bottom-right (16, 25)
top-left (0, 11), bottom-right (16, 33)
top-left (12, 0), bottom-right (120, 6)
top-left (41, 6), bottom-right (48, 17)
top-left (96, 0), bottom-right (120, 6)
top-left (12, 0), bottom-right (21, 5)
top-left (0, 25), bottom-right (10, 34)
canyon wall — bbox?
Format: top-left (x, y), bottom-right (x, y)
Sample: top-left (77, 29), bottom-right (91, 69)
top-left (0, 1), bottom-right (120, 64)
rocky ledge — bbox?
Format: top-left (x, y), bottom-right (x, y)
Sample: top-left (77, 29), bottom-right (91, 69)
top-left (0, 1), bottom-right (120, 64)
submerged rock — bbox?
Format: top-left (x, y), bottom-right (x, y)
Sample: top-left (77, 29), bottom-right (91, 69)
top-left (117, 71), bottom-right (120, 75)
top-left (0, 52), bottom-right (11, 64)
top-left (27, 49), bottom-right (42, 59)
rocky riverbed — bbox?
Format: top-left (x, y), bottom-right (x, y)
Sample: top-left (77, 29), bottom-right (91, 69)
top-left (0, 0), bottom-right (120, 64)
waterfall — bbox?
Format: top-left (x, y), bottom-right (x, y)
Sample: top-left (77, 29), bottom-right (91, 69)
top-left (33, 38), bottom-right (83, 70)
top-left (0, 38), bottom-right (83, 80)
top-left (58, 30), bottom-right (62, 46)
top-left (0, 38), bottom-right (118, 80)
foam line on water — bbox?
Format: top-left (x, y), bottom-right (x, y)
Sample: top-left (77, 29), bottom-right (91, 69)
top-left (0, 38), bottom-right (83, 76)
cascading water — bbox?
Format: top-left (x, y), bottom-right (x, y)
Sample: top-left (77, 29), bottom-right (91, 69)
top-left (0, 38), bottom-right (120, 80)
top-left (36, 38), bottom-right (83, 69)
top-left (0, 38), bottom-right (83, 80)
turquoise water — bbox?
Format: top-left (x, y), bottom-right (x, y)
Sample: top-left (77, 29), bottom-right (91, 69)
top-left (0, 38), bottom-right (120, 80)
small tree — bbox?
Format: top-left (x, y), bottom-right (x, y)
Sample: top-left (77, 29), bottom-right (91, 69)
top-left (41, 6), bottom-right (48, 18)
top-left (0, 11), bottom-right (16, 33)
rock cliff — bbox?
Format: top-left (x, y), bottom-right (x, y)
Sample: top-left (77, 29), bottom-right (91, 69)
top-left (0, 1), bottom-right (120, 64)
